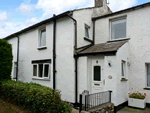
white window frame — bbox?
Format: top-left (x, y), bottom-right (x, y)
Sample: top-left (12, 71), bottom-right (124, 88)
top-left (110, 16), bottom-right (127, 41)
top-left (85, 24), bottom-right (90, 38)
top-left (121, 60), bottom-right (126, 78)
top-left (33, 63), bottom-right (50, 80)
top-left (33, 64), bottom-right (38, 77)
top-left (38, 27), bottom-right (46, 48)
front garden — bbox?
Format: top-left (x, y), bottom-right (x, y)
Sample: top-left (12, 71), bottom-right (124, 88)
top-left (0, 39), bottom-right (72, 113)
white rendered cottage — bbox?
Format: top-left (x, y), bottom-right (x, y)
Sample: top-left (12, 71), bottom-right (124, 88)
top-left (4, 0), bottom-right (150, 112)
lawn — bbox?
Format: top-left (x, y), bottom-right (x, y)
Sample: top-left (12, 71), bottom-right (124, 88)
top-left (0, 99), bottom-right (26, 113)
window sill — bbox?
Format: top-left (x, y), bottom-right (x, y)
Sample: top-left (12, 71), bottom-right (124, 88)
top-left (32, 77), bottom-right (50, 81)
top-left (107, 38), bottom-right (130, 43)
top-left (121, 78), bottom-right (128, 81)
top-left (84, 37), bottom-right (94, 43)
top-left (37, 47), bottom-right (47, 50)
top-left (144, 88), bottom-right (150, 90)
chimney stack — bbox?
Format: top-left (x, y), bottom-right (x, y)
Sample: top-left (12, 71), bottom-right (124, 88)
top-left (95, 0), bottom-right (104, 7)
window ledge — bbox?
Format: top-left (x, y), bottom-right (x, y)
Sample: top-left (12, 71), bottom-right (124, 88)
top-left (37, 47), bottom-right (47, 50)
top-left (84, 37), bottom-right (94, 44)
top-left (107, 38), bottom-right (130, 43)
top-left (121, 78), bottom-right (128, 81)
top-left (144, 88), bottom-right (150, 90)
top-left (32, 77), bottom-right (50, 81)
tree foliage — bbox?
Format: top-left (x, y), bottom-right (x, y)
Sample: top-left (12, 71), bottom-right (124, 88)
top-left (0, 39), bottom-right (13, 80)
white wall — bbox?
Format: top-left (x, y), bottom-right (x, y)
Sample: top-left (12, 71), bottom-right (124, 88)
top-left (95, 6), bottom-right (150, 104)
top-left (8, 38), bottom-right (18, 78)
top-left (73, 3), bottom-right (111, 48)
top-left (78, 57), bottom-right (88, 101)
top-left (55, 17), bottom-right (75, 103)
top-left (104, 55), bottom-right (117, 105)
top-left (8, 17), bottom-right (75, 103)
top-left (116, 43), bottom-right (129, 106)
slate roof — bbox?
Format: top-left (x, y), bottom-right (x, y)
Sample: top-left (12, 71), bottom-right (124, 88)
top-left (77, 39), bottom-right (129, 56)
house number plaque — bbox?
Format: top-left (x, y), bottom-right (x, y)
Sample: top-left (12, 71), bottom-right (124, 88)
top-left (108, 75), bottom-right (112, 79)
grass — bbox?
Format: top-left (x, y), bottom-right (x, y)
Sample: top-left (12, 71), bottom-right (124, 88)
top-left (0, 98), bottom-right (27, 113)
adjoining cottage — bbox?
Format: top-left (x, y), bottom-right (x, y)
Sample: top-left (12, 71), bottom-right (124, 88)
top-left (4, 0), bottom-right (150, 112)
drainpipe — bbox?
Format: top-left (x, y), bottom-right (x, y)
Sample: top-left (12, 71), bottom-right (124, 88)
top-left (67, 14), bottom-right (78, 104)
top-left (53, 15), bottom-right (56, 90)
top-left (16, 36), bottom-right (20, 81)
top-left (93, 20), bottom-right (95, 44)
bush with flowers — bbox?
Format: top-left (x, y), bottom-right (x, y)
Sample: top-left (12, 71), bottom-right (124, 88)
top-left (128, 92), bottom-right (146, 99)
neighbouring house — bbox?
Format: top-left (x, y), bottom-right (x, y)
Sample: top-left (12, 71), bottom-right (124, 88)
top-left (4, 0), bottom-right (150, 112)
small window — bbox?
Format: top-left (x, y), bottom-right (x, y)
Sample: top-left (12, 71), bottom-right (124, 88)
top-left (121, 61), bottom-right (126, 78)
top-left (94, 66), bottom-right (101, 81)
top-left (111, 18), bottom-right (126, 40)
top-left (39, 29), bottom-right (46, 47)
top-left (33, 65), bottom-right (37, 77)
top-left (13, 62), bottom-right (17, 78)
top-left (44, 64), bottom-right (49, 77)
top-left (147, 64), bottom-right (150, 87)
top-left (85, 24), bottom-right (90, 38)
top-left (33, 63), bottom-right (50, 79)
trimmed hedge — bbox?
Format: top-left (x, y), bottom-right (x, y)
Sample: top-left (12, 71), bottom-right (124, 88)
top-left (0, 80), bottom-right (72, 113)
top-left (0, 39), bottom-right (13, 80)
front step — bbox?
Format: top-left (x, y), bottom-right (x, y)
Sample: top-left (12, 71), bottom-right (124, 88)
top-left (88, 102), bottom-right (114, 113)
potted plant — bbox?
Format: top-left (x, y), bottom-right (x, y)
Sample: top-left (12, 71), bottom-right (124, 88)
top-left (128, 92), bottom-right (146, 109)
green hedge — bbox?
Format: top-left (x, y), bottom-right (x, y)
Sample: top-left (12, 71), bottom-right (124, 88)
top-left (0, 80), bottom-right (72, 113)
top-left (0, 39), bottom-right (13, 80)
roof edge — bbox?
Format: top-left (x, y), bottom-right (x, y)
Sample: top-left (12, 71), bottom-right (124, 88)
top-left (92, 2), bottom-right (150, 21)
top-left (76, 51), bottom-right (117, 57)
top-left (4, 11), bottom-right (72, 40)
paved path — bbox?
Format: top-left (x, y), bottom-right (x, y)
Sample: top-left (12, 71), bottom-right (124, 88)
top-left (118, 107), bottom-right (150, 113)
top-left (72, 108), bottom-right (89, 113)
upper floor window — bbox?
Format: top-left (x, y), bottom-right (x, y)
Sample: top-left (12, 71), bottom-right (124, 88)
top-left (85, 24), bottom-right (90, 38)
top-left (111, 18), bottom-right (126, 40)
top-left (39, 28), bottom-right (46, 47)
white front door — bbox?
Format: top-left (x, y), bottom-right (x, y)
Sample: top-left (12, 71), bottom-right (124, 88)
top-left (92, 59), bottom-right (103, 94)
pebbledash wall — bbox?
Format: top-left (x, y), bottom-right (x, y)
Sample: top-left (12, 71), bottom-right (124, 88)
top-left (7, 3), bottom-right (110, 103)
top-left (77, 43), bottom-right (129, 106)
top-left (8, 17), bottom-right (76, 103)
top-left (94, 6), bottom-right (150, 105)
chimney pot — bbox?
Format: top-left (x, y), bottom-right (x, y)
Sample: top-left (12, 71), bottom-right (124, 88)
top-left (95, 0), bottom-right (103, 7)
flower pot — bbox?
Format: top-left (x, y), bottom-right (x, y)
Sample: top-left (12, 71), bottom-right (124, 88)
top-left (128, 98), bottom-right (146, 109)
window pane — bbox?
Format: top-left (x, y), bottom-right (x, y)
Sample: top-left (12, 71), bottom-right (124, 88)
top-left (122, 61), bottom-right (126, 77)
top-left (85, 27), bottom-right (89, 38)
top-left (147, 64), bottom-right (150, 87)
top-left (33, 65), bottom-right (37, 76)
top-left (44, 64), bottom-right (49, 77)
top-left (94, 66), bottom-right (101, 81)
top-left (40, 29), bottom-right (46, 47)
top-left (111, 19), bottom-right (126, 39)
top-left (14, 62), bottom-right (17, 78)
top-left (39, 64), bottom-right (43, 77)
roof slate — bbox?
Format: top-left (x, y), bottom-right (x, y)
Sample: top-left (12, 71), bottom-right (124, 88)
top-left (78, 39), bottom-right (129, 55)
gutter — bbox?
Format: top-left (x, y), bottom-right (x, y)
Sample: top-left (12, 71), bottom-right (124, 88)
top-left (93, 20), bottom-right (95, 44)
top-left (16, 36), bottom-right (20, 81)
top-left (67, 13), bottom-right (78, 105)
top-left (53, 15), bottom-right (56, 90)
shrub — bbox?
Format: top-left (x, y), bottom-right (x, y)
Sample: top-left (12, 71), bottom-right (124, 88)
top-left (128, 92), bottom-right (146, 99)
top-left (0, 80), bottom-right (72, 113)
top-left (0, 39), bottom-right (13, 80)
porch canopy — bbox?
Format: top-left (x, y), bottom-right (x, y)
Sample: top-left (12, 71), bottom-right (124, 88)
top-left (77, 39), bottom-right (129, 56)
